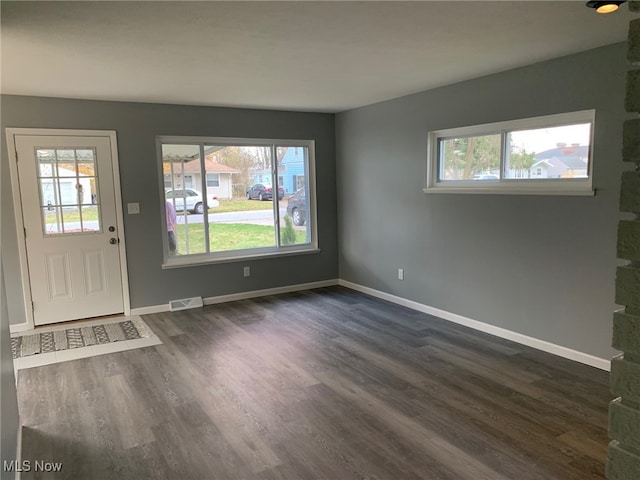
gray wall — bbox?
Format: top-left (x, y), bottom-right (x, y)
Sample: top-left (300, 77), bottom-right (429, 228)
top-left (1, 97), bottom-right (337, 324)
top-left (336, 43), bottom-right (629, 360)
top-left (1, 191), bottom-right (20, 478)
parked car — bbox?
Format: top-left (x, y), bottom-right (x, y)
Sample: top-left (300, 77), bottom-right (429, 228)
top-left (473, 174), bottom-right (499, 180)
top-left (246, 183), bottom-right (285, 201)
top-left (165, 189), bottom-right (219, 214)
top-left (286, 188), bottom-right (307, 226)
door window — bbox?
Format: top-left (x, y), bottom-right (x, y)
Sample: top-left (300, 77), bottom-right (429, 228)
top-left (36, 148), bottom-right (101, 235)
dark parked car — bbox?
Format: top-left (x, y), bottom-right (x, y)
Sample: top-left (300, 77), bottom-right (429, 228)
top-left (286, 188), bottom-right (307, 226)
top-left (247, 183), bottom-right (284, 201)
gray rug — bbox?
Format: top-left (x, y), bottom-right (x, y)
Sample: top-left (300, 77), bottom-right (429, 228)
top-left (11, 318), bottom-right (152, 359)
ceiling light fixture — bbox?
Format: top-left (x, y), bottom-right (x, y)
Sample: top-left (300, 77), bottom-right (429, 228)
top-left (586, 1), bottom-right (627, 13)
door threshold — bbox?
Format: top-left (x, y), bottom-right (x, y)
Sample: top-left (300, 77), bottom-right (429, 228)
top-left (33, 312), bottom-right (125, 331)
top-left (16, 313), bottom-right (131, 335)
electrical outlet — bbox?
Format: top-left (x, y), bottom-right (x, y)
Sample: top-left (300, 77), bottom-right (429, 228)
top-left (398, 268), bottom-right (404, 280)
top-left (243, 266), bottom-right (251, 278)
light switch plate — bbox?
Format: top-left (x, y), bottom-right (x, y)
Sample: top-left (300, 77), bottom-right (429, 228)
top-left (127, 202), bottom-right (140, 214)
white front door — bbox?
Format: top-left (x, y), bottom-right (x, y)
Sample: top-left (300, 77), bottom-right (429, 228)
top-left (14, 134), bottom-right (124, 326)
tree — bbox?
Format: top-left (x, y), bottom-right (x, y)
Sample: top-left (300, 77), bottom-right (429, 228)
top-left (281, 215), bottom-right (297, 245)
top-left (210, 146), bottom-right (263, 188)
top-left (441, 135), bottom-right (501, 180)
top-left (508, 146), bottom-right (536, 170)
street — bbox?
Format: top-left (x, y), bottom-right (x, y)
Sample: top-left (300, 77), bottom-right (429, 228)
top-left (177, 208), bottom-right (286, 226)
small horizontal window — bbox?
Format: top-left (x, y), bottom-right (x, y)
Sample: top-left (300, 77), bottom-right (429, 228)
top-left (425, 110), bottom-right (595, 195)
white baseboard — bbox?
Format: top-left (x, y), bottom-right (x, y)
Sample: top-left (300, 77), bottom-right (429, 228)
top-left (338, 279), bottom-right (611, 372)
top-left (202, 279), bottom-right (338, 305)
top-left (130, 304), bottom-right (171, 316)
top-left (9, 323), bottom-right (31, 335)
top-left (128, 277), bottom-right (610, 371)
top-left (131, 279), bottom-right (340, 316)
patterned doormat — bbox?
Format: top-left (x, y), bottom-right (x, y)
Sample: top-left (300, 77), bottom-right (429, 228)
top-left (11, 318), bottom-right (152, 359)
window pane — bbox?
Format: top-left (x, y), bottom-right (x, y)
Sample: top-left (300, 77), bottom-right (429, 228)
top-left (76, 149), bottom-right (95, 162)
top-left (59, 182), bottom-right (78, 206)
top-left (206, 173), bottom-right (220, 187)
top-left (42, 207), bottom-right (63, 234)
top-left (505, 123), bottom-right (591, 179)
top-left (173, 219), bottom-right (207, 256)
top-left (77, 161), bottom-right (96, 177)
top-left (438, 134), bottom-right (501, 181)
top-left (279, 146), bottom-right (310, 246)
top-left (162, 145), bottom-right (203, 214)
top-left (81, 178), bottom-right (98, 205)
top-left (36, 149), bottom-right (55, 162)
top-left (205, 145), bottom-right (276, 253)
top-left (62, 208), bottom-right (82, 233)
top-left (37, 150), bottom-right (56, 177)
top-left (162, 144), bottom-right (207, 256)
top-left (56, 149), bottom-right (77, 177)
top-left (40, 180), bottom-right (58, 207)
top-left (80, 206), bottom-right (100, 232)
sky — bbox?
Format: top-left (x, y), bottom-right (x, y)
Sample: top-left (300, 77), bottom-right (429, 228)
top-left (509, 123), bottom-right (591, 154)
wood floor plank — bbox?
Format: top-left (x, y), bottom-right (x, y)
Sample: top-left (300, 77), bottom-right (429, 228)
top-left (101, 374), bottom-right (156, 449)
top-left (16, 286), bottom-right (610, 479)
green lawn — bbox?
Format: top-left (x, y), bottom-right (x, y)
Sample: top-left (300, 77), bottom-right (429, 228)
top-left (207, 198), bottom-right (284, 214)
top-left (175, 222), bottom-right (307, 255)
top-left (44, 206), bottom-right (99, 223)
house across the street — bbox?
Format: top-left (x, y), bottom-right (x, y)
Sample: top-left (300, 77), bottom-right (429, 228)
top-left (251, 146), bottom-right (307, 194)
top-left (163, 146), bottom-right (239, 199)
top-left (529, 143), bottom-right (590, 178)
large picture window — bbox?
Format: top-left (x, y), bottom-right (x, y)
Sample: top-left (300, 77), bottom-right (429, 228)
top-left (158, 137), bottom-right (317, 267)
top-left (425, 110), bottom-right (595, 195)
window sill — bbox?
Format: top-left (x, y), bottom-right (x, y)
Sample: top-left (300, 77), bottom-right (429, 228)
top-left (422, 186), bottom-right (595, 196)
top-left (162, 246), bottom-right (321, 269)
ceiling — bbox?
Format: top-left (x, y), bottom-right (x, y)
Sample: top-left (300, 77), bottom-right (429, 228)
top-left (0, 1), bottom-right (633, 113)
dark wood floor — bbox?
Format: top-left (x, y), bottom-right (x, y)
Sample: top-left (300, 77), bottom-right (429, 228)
top-left (17, 286), bottom-right (611, 479)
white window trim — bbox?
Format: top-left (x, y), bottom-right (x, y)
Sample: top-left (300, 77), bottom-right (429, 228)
top-left (157, 136), bottom-right (318, 268)
top-left (424, 110), bottom-right (596, 196)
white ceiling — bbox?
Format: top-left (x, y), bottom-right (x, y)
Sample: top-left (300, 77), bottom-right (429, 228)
top-left (0, 1), bottom-right (633, 113)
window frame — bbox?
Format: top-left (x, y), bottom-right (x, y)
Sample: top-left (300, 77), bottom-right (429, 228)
top-left (157, 136), bottom-right (319, 268)
top-left (424, 110), bottom-right (596, 195)
top-left (206, 172), bottom-right (220, 187)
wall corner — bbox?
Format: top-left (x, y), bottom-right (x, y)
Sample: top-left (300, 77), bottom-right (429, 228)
top-left (607, 5), bottom-right (640, 479)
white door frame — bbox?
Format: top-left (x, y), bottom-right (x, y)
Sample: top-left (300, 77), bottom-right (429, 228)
top-left (6, 128), bottom-right (131, 332)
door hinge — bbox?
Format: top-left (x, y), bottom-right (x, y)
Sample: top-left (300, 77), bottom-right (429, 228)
top-left (15, 149), bottom-right (19, 162)
top-left (24, 227), bottom-right (27, 238)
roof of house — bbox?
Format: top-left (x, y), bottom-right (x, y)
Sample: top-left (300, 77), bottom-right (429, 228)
top-left (535, 145), bottom-right (589, 160)
top-left (176, 158), bottom-right (239, 174)
top-left (532, 156), bottom-right (588, 171)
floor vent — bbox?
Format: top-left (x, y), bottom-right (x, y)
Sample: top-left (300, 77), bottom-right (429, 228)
top-left (169, 296), bottom-right (204, 312)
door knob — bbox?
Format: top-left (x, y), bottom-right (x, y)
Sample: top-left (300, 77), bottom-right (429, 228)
top-left (109, 238), bottom-right (118, 245)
